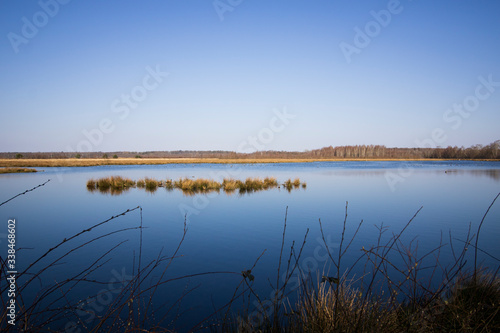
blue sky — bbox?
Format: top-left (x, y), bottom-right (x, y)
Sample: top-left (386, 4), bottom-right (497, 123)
top-left (0, 0), bottom-right (499, 152)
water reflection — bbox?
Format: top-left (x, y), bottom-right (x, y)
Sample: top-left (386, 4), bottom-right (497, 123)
top-left (317, 168), bottom-right (500, 181)
top-left (86, 176), bottom-right (135, 195)
top-left (443, 169), bottom-right (500, 180)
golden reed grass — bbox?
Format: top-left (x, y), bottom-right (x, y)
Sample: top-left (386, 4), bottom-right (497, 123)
top-left (0, 167), bottom-right (38, 174)
top-left (87, 176), bottom-right (306, 195)
top-left (0, 157), bottom-right (451, 168)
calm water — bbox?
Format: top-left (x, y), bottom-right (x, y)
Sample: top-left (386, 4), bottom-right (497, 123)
top-left (1, 161), bottom-right (499, 331)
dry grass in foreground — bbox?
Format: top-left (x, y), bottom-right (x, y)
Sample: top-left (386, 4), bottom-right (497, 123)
top-left (1, 180), bottom-right (499, 332)
top-left (0, 157), bottom-right (453, 168)
top-left (0, 167), bottom-right (38, 174)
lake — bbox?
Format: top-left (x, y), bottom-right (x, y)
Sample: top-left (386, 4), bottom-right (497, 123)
top-left (1, 160), bottom-right (499, 331)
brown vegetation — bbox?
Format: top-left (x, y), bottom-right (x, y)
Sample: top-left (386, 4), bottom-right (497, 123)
top-left (0, 167), bottom-right (38, 174)
top-left (87, 176), bottom-right (305, 195)
top-left (284, 178), bottom-right (306, 191)
top-left (86, 176), bottom-right (135, 195)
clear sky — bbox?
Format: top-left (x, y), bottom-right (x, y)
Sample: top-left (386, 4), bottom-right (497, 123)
top-left (1, 0), bottom-right (499, 153)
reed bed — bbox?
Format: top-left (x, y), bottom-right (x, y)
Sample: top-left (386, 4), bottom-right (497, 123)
top-left (0, 167), bottom-right (38, 174)
top-left (222, 178), bottom-right (240, 192)
top-left (86, 176), bottom-right (135, 193)
top-left (87, 176), bottom-right (304, 195)
top-left (264, 176), bottom-right (279, 188)
top-left (142, 177), bottom-right (160, 192)
top-left (164, 179), bottom-right (174, 190)
top-left (282, 178), bottom-right (307, 191)
top-left (86, 178), bottom-right (97, 189)
top-left (174, 177), bottom-right (222, 192)
top-left (293, 177), bottom-right (301, 187)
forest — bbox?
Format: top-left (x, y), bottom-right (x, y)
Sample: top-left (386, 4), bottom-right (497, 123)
top-left (1, 140), bottom-right (499, 160)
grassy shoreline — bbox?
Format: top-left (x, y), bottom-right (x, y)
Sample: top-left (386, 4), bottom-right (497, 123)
top-left (1, 157), bottom-right (498, 167)
top-left (0, 167), bottom-right (38, 174)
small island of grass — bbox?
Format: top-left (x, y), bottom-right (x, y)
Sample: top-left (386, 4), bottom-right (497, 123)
top-left (86, 176), bottom-right (306, 195)
top-left (0, 167), bottom-right (39, 174)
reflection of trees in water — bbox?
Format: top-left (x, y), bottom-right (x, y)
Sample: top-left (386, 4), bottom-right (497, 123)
top-left (318, 169), bottom-right (500, 182)
top-left (444, 169), bottom-right (500, 181)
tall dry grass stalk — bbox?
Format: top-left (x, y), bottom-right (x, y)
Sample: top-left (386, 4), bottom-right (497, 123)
top-left (233, 194), bottom-right (500, 333)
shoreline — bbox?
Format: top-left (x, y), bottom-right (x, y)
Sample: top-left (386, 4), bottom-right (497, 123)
top-left (0, 158), bottom-right (499, 168)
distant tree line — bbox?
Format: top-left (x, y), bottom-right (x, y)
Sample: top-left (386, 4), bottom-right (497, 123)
top-left (1, 141), bottom-right (499, 160)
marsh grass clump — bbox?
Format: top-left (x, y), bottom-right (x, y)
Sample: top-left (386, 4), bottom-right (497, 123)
top-left (86, 179), bottom-right (97, 190)
top-left (235, 177), bottom-right (279, 193)
top-left (195, 178), bottom-right (221, 191)
top-left (176, 178), bottom-right (222, 193)
top-left (87, 176), bottom-right (305, 195)
top-left (91, 176), bottom-right (135, 194)
top-left (222, 178), bottom-right (239, 193)
top-left (174, 177), bottom-right (194, 191)
top-left (164, 179), bottom-right (174, 190)
top-left (435, 272), bottom-right (500, 331)
top-left (283, 178), bottom-right (306, 192)
top-left (243, 177), bottom-right (264, 192)
top-left (97, 177), bottom-right (112, 190)
top-left (112, 176), bottom-right (135, 188)
top-left (293, 178), bottom-right (301, 188)
top-left (263, 177), bottom-right (278, 189)
top-left (142, 177), bottom-right (159, 192)
top-left (0, 167), bottom-right (38, 174)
